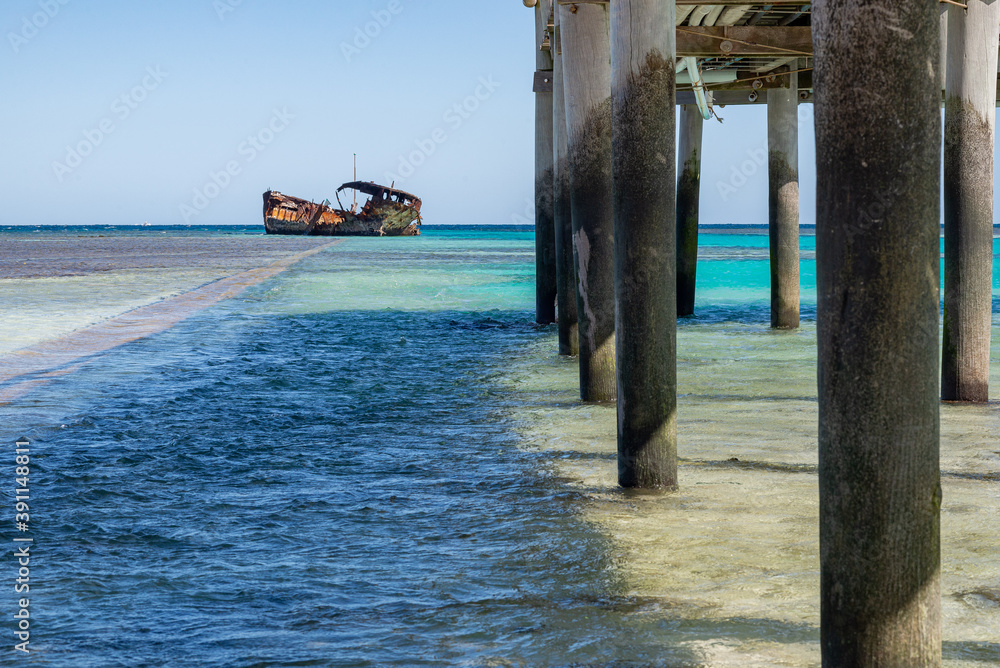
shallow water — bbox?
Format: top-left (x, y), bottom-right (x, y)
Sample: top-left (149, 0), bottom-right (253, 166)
top-left (1, 226), bottom-right (998, 666)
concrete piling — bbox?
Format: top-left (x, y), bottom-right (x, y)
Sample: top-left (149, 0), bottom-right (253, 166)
top-left (610, 0), bottom-right (676, 488)
top-left (559, 1), bottom-right (615, 401)
top-left (676, 105), bottom-right (703, 318)
top-left (942, 0), bottom-right (999, 403)
top-left (552, 9), bottom-right (578, 356)
top-left (814, 1), bottom-right (942, 664)
top-left (533, 0), bottom-right (557, 325)
top-left (767, 69), bottom-right (799, 330)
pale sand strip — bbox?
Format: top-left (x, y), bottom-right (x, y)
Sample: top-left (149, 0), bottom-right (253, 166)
top-left (0, 240), bottom-right (341, 402)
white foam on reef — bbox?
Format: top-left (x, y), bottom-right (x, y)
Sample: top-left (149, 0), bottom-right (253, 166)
top-left (506, 323), bottom-right (1000, 666)
top-left (0, 234), bottom-right (337, 354)
top-left (0, 241), bottom-right (338, 401)
top-left (0, 270), bottom-right (240, 354)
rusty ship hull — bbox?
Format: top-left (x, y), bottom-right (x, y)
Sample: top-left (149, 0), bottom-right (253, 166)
top-left (263, 182), bottom-right (421, 237)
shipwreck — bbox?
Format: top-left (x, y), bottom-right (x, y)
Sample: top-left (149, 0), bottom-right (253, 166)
top-left (263, 181), bottom-right (422, 236)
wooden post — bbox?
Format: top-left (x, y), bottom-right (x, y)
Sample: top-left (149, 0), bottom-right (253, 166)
top-left (552, 9), bottom-right (578, 356)
top-left (611, 0), bottom-right (676, 488)
top-left (814, 1), bottom-right (942, 664)
top-left (559, 1), bottom-right (615, 401)
top-left (767, 69), bottom-right (799, 329)
top-left (534, 0), bottom-right (557, 325)
top-left (676, 105), bottom-right (702, 318)
top-left (942, 0), bottom-right (999, 403)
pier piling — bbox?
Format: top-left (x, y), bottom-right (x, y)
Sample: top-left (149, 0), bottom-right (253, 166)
top-left (552, 9), bottom-right (579, 356)
top-left (767, 69), bottom-right (800, 330)
top-left (814, 1), bottom-right (942, 664)
top-left (559, 1), bottom-right (616, 401)
top-left (942, 0), bottom-right (999, 403)
top-left (611, 0), bottom-right (677, 488)
top-left (533, 0), bottom-right (557, 325)
top-left (676, 105), bottom-right (703, 318)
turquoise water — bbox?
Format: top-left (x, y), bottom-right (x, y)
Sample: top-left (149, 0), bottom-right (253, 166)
top-left (1, 226), bottom-right (998, 666)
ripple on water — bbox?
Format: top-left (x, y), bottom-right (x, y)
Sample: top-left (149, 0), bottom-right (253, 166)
top-left (4, 229), bottom-right (1000, 667)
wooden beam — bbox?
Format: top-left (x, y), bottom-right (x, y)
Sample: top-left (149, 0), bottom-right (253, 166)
top-left (678, 26), bottom-right (812, 57)
top-left (677, 68), bottom-right (810, 93)
top-left (562, 0), bottom-right (810, 3)
top-left (542, 15), bottom-right (813, 58)
top-left (675, 0), bottom-right (807, 3)
top-left (677, 89), bottom-right (812, 106)
top-left (557, 1), bottom-right (810, 5)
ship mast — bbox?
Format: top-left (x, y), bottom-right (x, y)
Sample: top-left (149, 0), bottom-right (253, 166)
top-left (353, 153), bottom-right (357, 211)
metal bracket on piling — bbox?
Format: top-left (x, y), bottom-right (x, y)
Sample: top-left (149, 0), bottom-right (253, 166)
top-left (533, 70), bottom-right (554, 93)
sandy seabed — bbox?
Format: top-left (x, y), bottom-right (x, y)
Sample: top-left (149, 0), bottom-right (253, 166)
top-left (509, 322), bottom-right (1000, 667)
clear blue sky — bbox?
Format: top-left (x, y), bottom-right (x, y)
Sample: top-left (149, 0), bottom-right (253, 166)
top-left (7, 0), bottom-right (965, 228)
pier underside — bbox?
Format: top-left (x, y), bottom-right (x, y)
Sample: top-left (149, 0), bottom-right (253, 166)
top-left (530, 1), bottom-right (997, 665)
top-left (539, 2), bottom-right (1000, 108)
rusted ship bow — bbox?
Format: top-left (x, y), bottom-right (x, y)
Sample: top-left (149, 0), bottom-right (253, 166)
top-left (263, 181), bottom-right (422, 236)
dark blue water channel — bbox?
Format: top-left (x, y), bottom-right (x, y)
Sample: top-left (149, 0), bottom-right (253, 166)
top-left (7, 305), bottom-right (639, 666)
top-left (6, 218), bottom-right (725, 667)
top-left (9, 226), bottom-right (1000, 665)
